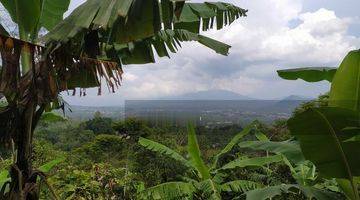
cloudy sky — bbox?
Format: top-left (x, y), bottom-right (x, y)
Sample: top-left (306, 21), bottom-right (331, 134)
top-left (64, 0), bottom-right (360, 106)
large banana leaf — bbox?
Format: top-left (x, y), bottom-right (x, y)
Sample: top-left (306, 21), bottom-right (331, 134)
top-left (287, 107), bottom-right (360, 199)
top-left (287, 107), bottom-right (360, 179)
top-left (138, 182), bottom-right (195, 200)
top-left (246, 184), bottom-right (340, 200)
top-left (39, 0), bottom-right (71, 31)
top-left (277, 67), bottom-right (337, 83)
top-left (38, 157), bottom-right (65, 172)
top-left (0, 0), bottom-right (70, 38)
top-left (44, 0), bottom-right (246, 43)
top-left (329, 50), bottom-right (360, 111)
top-left (187, 123), bottom-right (210, 180)
top-left (40, 0), bottom-right (246, 91)
top-left (40, 112), bottom-right (67, 123)
top-left (238, 140), bottom-right (305, 164)
top-left (118, 29), bottom-right (231, 65)
top-left (138, 137), bottom-right (191, 168)
top-left (220, 155), bottom-right (283, 170)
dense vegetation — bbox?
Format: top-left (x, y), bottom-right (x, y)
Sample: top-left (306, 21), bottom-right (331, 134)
top-left (0, 0), bottom-right (246, 198)
top-left (0, 0), bottom-right (359, 199)
top-left (0, 98), bottom-right (349, 199)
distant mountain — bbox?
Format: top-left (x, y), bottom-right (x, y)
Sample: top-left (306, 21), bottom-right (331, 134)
top-left (281, 95), bottom-right (314, 101)
top-left (163, 89), bottom-right (255, 100)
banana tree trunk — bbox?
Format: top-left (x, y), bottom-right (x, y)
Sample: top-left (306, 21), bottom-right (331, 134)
top-left (0, 37), bottom-right (47, 200)
top-left (7, 101), bottom-right (42, 200)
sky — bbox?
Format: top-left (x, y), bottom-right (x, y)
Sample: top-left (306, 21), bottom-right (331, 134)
top-left (63, 0), bottom-right (360, 106)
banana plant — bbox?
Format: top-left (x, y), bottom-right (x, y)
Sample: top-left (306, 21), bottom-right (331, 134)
top-left (277, 48), bottom-right (360, 199)
top-left (138, 123), bottom-right (281, 200)
top-left (238, 132), bottom-right (342, 200)
top-left (0, 1), bottom-right (247, 199)
top-left (287, 107), bottom-right (360, 200)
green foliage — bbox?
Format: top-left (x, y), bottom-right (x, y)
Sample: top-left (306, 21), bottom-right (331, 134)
top-left (329, 50), bottom-right (360, 111)
top-left (71, 134), bottom-right (126, 167)
top-left (138, 182), bottom-right (195, 200)
top-left (220, 155), bottom-right (283, 170)
top-left (187, 124), bottom-right (210, 180)
top-left (277, 48), bottom-right (360, 199)
top-left (138, 137), bottom-right (190, 168)
top-left (277, 67), bottom-right (337, 82)
top-left (288, 107), bottom-right (360, 179)
top-left (138, 123), bottom-right (291, 200)
top-left (0, 0), bottom-right (70, 39)
top-left (50, 164), bottom-right (128, 200)
top-left (212, 125), bottom-right (253, 168)
top-left (35, 121), bottom-right (95, 151)
top-left (238, 140), bottom-right (305, 165)
top-left (132, 141), bottom-right (188, 187)
top-left (39, 112), bottom-right (67, 127)
top-left (221, 180), bottom-right (264, 193)
top-left (246, 184), bottom-right (340, 200)
top-left (293, 93), bottom-right (329, 116)
top-left (83, 112), bottom-right (114, 135)
top-left (113, 118), bottom-right (151, 138)
top-left (288, 107), bottom-right (360, 199)
top-left (32, 140), bottom-right (65, 167)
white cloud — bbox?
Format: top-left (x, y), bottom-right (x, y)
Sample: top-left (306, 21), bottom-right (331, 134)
top-left (64, 0), bottom-right (360, 106)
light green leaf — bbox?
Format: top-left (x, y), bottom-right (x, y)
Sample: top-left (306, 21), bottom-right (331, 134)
top-left (238, 140), bottom-right (305, 164)
top-left (329, 50), bottom-right (360, 111)
top-left (188, 123), bottom-right (210, 180)
top-left (0, 170), bottom-right (9, 188)
top-left (40, 112), bottom-right (67, 123)
top-left (38, 157), bottom-right (65, 173)
top-left (220, 155), bottom-right (283, 170)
